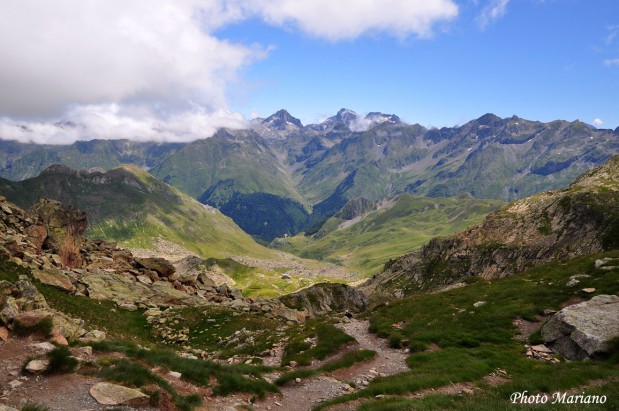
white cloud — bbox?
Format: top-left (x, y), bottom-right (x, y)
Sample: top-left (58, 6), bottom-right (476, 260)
top-left (477, 0), bottom-right (510, 29)
top-left (243, 0), bottom-right (458, 41)
top-left (0, 1), bottom-right (263, 119)
top-left (0, 104), bottom-right (248, 144)
top-left (592, 118), bottom-right (603, 127)
top-left (0, 1), bottom-right (459, 143)
top-left (604, 58), bottom-right (619, 67)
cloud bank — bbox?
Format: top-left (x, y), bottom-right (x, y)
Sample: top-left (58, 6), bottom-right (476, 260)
top-left (0, 0), bottom-right (459, 144)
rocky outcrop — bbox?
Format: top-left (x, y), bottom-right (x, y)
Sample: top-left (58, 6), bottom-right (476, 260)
top-left (30, 198), bottom-right (87, 268)
top-left (541, 295), bottom-right (619, 360)
top-left (0, 197), bottom-right (309, 326)
top-left (363, 156), bottom-right (619, 300)
top-left (0, 277), bottom-right (86, 340)
top-left (279, 283), bottom-right (367, 316)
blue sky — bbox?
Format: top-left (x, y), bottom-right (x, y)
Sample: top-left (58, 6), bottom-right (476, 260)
top-left (224, 1), bottom-right (619, 128)
top-left (0, 0), bottom-right (618, 143)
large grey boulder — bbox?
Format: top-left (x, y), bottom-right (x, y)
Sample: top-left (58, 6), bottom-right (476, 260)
top-left (90, 382), bottom-right (148, 405)
top-left (541, 295), bottom-right (619, 360)
top-left (279, 283), bottom-right (367, 316)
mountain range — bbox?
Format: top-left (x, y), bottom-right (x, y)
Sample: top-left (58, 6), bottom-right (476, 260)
top-left (2, 109), bottom-right (618, 241)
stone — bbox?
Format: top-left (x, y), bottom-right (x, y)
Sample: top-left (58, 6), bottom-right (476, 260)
top-left (0, 326), bottom-right (9, 341)
top-left (80, 329), bottom-right (106, 343)
top-left (72, 346), bottom-right (93, 360)
top-left (90, 382), bottom-right (148, 405)
top-left (0, 405), bottom-right (19, 411)
top-left (32, 268), bottom-right (75, 293)
top-left (279, 283), bottom-right (367, 316)
top-left (473, 301), bottom-right (486, 308)
top-left (31, 342), bottom-right (56, 352)
top-left (50, 334), bottom-right (68, 346)
top-left (281, 273), bottom-right (292, 280)
top-left (14, 310), bottom-right (52, 332)
top-left (118, 303), bottom-right (138, 312)
top-left (25, 359), bottom-right (49, 374)
top-left (136, 275), bottom-right (152, 285)
top-left (541, 295), bottom-right (619, 360)
top-left (134, 257), bottom-right (175, 277)
top-left (582, 288), bottom-right (595, 293)
top-left (8, 379), bottom-right (22, 389)
top-left (168, 371), bottom-right (182, 379)
top-left (530, 344), bottom-right (552, 353)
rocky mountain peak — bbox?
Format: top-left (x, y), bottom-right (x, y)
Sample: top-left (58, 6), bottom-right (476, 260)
top-left (262, 109), bottom-right (303, 130)
top-left (365, 112), bottom-right (401, 124)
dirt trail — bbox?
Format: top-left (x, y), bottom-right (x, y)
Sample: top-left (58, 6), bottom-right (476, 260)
top-left (247, 319), bottom-right (409, 411)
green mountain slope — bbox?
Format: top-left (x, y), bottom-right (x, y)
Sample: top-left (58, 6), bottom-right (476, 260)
top-left (0, 164), bottom-right (275, 259)
top-left (271, 194), bottom-right (503, 275)
top-left (363, 155), bottom-right (619, 299)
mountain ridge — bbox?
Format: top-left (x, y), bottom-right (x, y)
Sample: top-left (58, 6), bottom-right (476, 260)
top-left (2, 111), bottom-right (618, 240)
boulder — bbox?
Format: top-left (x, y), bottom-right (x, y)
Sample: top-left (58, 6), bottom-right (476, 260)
top-left (134, 257), bottom-right (175, 277)
top-left (25, 358), bottom-right (49, 374)
top-left (90, 382), bottom-right (148, 405)
top-left (32, 268), bottom-right (76, 293)
top-left (0, 325), bottom-right (8, 341)
top-left (279, 283), bottom-right (368, 316)
top-left (541, 295), bottom-right (619, 360)
top-left (80, 329), bottom-right (106, 343)
top-left (30, 198), bottom-right (88, 269)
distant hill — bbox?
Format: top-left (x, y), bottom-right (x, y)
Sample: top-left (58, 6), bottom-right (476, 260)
top-left (0, 164), bottom-right (275, 259)
top-left (2, 110), bottom-right (618, 240)
top-left (271, 194), bottom-right (503, 275)
top-left (362, 155), bottom-right (619, 299)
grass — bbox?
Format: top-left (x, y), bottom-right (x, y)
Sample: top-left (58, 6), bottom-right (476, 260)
top-left (96, 358), bottom-right (202, 411)
top-left (164, 305), bottom-right (285, 358)
top-left (282, 319), bottom-right (356, 366)
top-left (314, 251), bottom-right (619, 410)
top-left (91, 340), bottom-right (279, 397)
top-left (46, 346), bottom-right (78, 374)
top-left (274, 194), bottom-right (502, 276)
top-left (276, 349), bottom-right (377, 385)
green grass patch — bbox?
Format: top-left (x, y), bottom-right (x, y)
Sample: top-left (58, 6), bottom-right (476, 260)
top-left (46, 346), bottom-right (78, 374)
top-left (92, 340), bottom-right (278, 397)
top-left (282, 320), bottom-right (355, 366)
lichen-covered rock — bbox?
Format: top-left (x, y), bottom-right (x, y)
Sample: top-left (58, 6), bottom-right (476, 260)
top-left (280, 283), bottom-right (367, 316)
top-left (30, 198), bottom-right (87, 268)
top-left (541, 295), bottom-right (619, 360)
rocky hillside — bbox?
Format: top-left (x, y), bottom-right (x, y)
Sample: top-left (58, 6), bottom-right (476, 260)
top-left (0, 164), bottom-right (275, 259)
top-left (362, 155), bottom-right (619, 300)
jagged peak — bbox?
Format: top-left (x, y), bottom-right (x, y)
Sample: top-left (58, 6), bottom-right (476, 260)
top-left (262, 109), bottom-right (303, 129)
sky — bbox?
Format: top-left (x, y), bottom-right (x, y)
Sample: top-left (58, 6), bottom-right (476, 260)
top-left (0, 0), bottom-right (618, 144)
